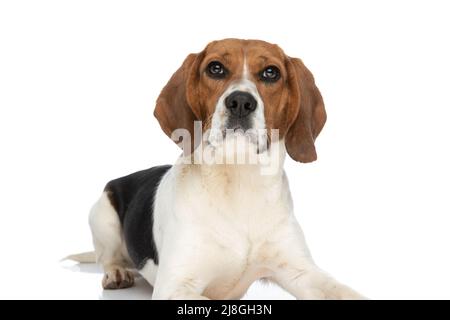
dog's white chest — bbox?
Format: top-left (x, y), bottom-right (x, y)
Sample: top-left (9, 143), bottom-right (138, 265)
top-left (154, 164), bottom-right (293, 299)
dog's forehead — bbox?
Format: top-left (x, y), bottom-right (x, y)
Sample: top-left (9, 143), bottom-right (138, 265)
top-left (205, 39), bottom-right (284, 63)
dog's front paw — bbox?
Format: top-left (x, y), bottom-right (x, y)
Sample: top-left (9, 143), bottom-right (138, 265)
top-left (326, 283), bottom-right (367, 300)
top-left (302, 283), bottom-right (366, 300)
top-left (102, 267), bottom-right (135, 289)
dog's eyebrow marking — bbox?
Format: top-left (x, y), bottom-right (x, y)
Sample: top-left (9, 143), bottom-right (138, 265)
top-left (206, 53), bottom-right (231, 65)
top-left (258, 55), bottom-right (269, 63)
top-left (221, 52), bottom-right (231, 64)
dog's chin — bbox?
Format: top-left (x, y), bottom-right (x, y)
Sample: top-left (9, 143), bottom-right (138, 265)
top-left (207, 126), bottom-right (255, 146)
top-left (227, 128), bottom-right (269, 154)
top-left (225, 126), bottom-right (253, 139)
top-left (206, 127), bottom-right (268, 158)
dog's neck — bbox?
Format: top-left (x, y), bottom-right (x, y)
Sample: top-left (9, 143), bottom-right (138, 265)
top-left (177, 138), bottom-right (287, 182)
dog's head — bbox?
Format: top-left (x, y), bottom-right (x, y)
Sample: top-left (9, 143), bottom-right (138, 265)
top-left (154, 38), bottom-right (326, 163)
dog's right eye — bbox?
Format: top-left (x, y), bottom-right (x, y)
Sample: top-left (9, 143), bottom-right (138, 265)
top-left (206, 61), bottom-right (227, 79)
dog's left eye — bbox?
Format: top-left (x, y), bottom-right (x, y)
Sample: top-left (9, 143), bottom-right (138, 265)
top-left (206, 61), bottom-right (227, 79)
top-left (260, 66), bottom-right (281, 82)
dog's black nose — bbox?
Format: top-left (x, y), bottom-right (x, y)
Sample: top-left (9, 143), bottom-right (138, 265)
top-left (225, 91), bottom-right (257, 118)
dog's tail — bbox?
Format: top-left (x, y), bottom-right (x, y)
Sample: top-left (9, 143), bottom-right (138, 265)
top-left (63, 251), bottom-right (96, 263)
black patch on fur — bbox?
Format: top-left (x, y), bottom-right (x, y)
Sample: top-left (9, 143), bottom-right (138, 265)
top-left (104, 165), bottom-right (172, 269)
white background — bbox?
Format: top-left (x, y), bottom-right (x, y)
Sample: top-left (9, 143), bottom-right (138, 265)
top-left (1, 0), bottom-right (449, 299)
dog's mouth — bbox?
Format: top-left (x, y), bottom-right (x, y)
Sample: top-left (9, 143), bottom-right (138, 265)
top-left (223, 126), bottom-right (257, 142)
top-left (229, 125), bottom-right (245, 132)
top-left (224, 127), bottom-right (250, 137)
top-left (225, 116), bottom-right (252, 132)
top-left (206, 115), bottom-right (268, 153)
top-left (221, 127), bottom-right (268, 154)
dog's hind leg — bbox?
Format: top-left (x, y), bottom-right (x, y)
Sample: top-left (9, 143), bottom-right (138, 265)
top-left (89, 192), bottom-right (135, 289)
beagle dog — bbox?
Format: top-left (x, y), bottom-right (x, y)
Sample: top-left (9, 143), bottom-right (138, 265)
top-left (80, 39), bottom-right (365, 299)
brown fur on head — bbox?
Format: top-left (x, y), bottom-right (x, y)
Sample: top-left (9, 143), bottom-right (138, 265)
top-left (154, 38), bottom-right (326, 163)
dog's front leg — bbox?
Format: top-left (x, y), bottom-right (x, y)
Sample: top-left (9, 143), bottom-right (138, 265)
top-left (152, 283), bottom-right (210, 300)
top-left (273, 261), bottom-right (365, 300)
top-left (151, 257), bottom-right (211, 300)
top-left (150, 235), bottom-right (213, 300)
top-left (270, 224), bottom-right (366, 300)
top-left (151, 267), bottom-right (211, 300)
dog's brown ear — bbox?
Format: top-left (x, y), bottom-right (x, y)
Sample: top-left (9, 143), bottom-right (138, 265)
top-left (284, 57), bottom-right (327, 163)
top-left (154, 53), bottom-right (203, 151)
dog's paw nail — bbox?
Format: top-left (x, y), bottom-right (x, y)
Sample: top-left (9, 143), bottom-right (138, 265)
top-left (102, 268), bottom-right (134, 290)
